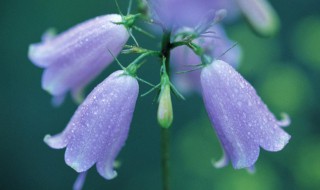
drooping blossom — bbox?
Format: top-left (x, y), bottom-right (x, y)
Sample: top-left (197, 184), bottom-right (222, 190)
top-left (171, 25), bottom-right (241, 95)
top-left (235, 0), bottom-right (280, 36)
top-left (147, 0), bottom-right (279, 37)
top-left (28, 14), bottom-right (129, 104)
top-left (200, 60), bottom-right (290, 169)
top-left (44, 70), bottom-right (139, 179)
top-left (147, 0), bottom-right (239, 28)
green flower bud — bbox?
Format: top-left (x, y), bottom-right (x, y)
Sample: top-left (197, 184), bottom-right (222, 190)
top-left (157, 80), bottom-right (173, 128)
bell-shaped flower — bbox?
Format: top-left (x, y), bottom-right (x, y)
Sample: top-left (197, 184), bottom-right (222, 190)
top-left (28, 14), bottom-right (130, 104)
top-left (235, 0), bottom-right (280, 37)
top-left (147, 0), bottom-right (239, 29)
top-left (147, 0), bottom-right (279, 37)
top-left (44, 70), bottom-right (139, 179)
top-left (200, 60), bottom-right (290, 169)
top-left (171, 25), bottom-right (241, 95)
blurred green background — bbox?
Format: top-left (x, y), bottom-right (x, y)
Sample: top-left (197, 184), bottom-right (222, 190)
top-left (1, 0), bottom-right (320, 189)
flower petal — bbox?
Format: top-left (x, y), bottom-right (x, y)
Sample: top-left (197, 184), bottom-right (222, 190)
top-left (277, 113), bottom-right (291, 127)
top-left (236, 0), bottom-right (280, 37)
top-left (62, 70), bottom-right (138, 174)
top-left (44, 133), bottom-right (69, 149)
top-left (73, 172), bottom-right (87, 190)
top-left (201, 60), bottom-right (290, 169)
top-left (29, 14), bottom-right (129, 103)
top-left (147, 0), bottom-right (239, 28)
top-left (172, 25), bottom-right (241, 95)
top-left (212, 149), bottom-right (229, 168)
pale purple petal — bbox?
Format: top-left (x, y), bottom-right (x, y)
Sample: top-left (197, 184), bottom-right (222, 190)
top-left (73, 172), bottom-right (87, 190)
top-left (44, 133), bottom-right (68, 149)
top-left (44, 70), bottom-right (139, 176)
top-left (277, 113), bottom-right (291, 127)
top-left (235, 0), bottom-right (280, 36)
top-left (204, 0), bottom-right (240, 21)
top-left (29, 14), bottom-right (129, 99)
top-left (212, 149), bottom-right (229, 168)
top-left (201, 60), bottom-right (290, 169)
top-left (147, 0), bottom-right (239, 28)
top-left (171, 25), bottom-right (241, 95)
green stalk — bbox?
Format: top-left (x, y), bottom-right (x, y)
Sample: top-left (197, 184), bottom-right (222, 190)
top-left (160, 30), bottom-right (172, 190)
top-left (161, 127), bottom-right (170, 190)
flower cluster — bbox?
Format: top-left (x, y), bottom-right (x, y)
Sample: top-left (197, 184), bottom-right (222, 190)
top-left (29, 0), bottom-right (290, 189)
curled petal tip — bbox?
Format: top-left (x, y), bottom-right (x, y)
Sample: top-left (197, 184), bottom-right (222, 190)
top-left (43, 134), bottom-right (51, 144)
top-left (96, 159), bottom-right (118, 180)
top-left (66, 161), bottom-right (84, 173)
top-left (96, 155), bottom-right (120, 180)
top-left (98, 168), bottom-right (118, 180)
top-left (41, 28), bottom-right (57, 42)
top-left (212, 151), bottom-right (229, 169)
top-left (28, 44), bottom-right (35, 57)
top-left (277, 113), bottom-right (291, 127)
top-left (44, 134), bottom-right (67, 149)
top-left (28, 44), bottom-right (43, 68)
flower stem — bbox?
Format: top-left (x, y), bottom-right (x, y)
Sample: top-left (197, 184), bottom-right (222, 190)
top-left (161, 127), bottom-right (170, 190)
top-left (161, 30), bottom-right (172, 74)
top-left (160, 30), bottom-right (172, 190)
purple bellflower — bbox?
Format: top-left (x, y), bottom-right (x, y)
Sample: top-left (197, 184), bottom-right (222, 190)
top-left (147, 0), bottom-right (279, 37)
top-left (44, 70), bottom-right (139, 179)
top-left (28, 14), bottom-right (130, 104)
top-left (147, 0), bottom-right (239, 28)
top-left (235, 0), bottom-right (280, 36)
top-left (201, 60), bottom-right (290, 169)
top-left (171, 25), bottom-right (241, 95)
top-left (29, 1), bottom-right (289, 188)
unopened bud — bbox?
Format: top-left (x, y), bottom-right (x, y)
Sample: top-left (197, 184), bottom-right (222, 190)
top-left (157, 84), bottom-right (173, 128)
top-left (236, 0), bottom-right (280, 37)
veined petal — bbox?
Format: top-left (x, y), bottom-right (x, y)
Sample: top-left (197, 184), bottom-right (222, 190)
top-left (212, 148), bottom-right (229, 168)
top-left (60, 70), bottom-right (138, 174)
top-left (44, 133), bottom-right (69, 149)
top-left (201, 60), bottom-right (290, 169)
top-left (44, 70), bottom-right (138, 177)
top-left (29, 14), bottom-right (127, 68)
top-left (147, 0), bottom-right (239, 28)
top-left (171, 25), bottom-right (241, 95)
top-left (29, 14), bottom-right (129, 99)
top-left (277, 113), bottom-right (291, 127)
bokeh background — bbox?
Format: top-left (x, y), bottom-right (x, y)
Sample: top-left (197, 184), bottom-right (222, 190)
top-left (1, 0), bottom-right (320, 189)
